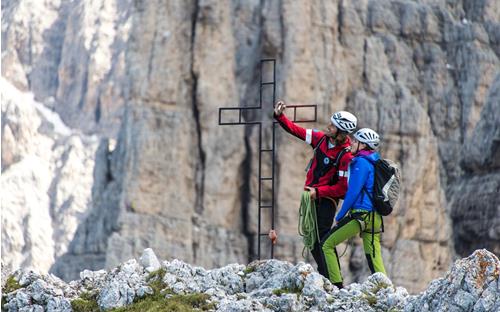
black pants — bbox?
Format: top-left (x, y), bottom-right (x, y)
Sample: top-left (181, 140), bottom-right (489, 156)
top-left (310, 197), bottom-right (337, 278)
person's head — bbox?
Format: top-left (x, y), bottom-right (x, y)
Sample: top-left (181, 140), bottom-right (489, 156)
top-left (351, 128), bottom-right (380, 154)
top-left (326, 111), bottom-right (357, 144)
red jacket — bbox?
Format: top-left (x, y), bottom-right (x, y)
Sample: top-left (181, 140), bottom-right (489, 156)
top-left (275, 113), bottom-right (352, 200)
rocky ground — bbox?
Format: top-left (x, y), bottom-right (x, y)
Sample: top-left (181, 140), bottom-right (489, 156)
top-left (2, 248), bottom-right (499, 312)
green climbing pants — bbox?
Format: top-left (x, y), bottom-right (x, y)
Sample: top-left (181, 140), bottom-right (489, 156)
top-left (321, 210), bottom-right (386, 284)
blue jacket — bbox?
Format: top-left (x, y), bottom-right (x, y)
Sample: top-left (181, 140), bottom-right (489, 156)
top-left (335, 151), bottom-right (379, 222)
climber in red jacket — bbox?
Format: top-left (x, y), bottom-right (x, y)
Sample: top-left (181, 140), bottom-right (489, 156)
top-left (272, 100), bottom-right (357, 279)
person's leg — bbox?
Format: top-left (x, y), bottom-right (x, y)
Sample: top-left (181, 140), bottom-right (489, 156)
top-left (316, 198), bottom-right (337, 237)
top-left (321, 218), bottom-right (360, 285)
top-left (311, 198), bottom-right (336, 278)
top-left (310, 243), bottom-right (326, 277)
top-left (362, 212), bottom-right (386, 275)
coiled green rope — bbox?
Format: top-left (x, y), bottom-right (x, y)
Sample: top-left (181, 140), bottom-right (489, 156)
top-left (298, 191), bottom-right (320, 257)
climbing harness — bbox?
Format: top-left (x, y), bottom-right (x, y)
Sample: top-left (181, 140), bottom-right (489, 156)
top-left (336, 210), bottom-right (368, 259)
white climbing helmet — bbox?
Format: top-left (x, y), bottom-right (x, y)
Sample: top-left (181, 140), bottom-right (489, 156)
top-left (330, 111), bottom-right (357, 133)
top-left (354, 128), bottom-right (380, 149)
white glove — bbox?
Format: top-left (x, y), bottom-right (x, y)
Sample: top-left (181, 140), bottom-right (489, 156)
top-left (274, 100), bottom-right (286, 116)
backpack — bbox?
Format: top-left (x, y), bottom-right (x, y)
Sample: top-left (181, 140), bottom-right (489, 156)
top-left (364, 158), bottom-right (401, 216)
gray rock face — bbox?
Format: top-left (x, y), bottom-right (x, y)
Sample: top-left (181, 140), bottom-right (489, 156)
top-left (1, 0), bottom-right (130, 136)
top-left (41, 0), bottom-right (251, 283)
top-left (0, 78), bottom-right (99, 274)
top-left (2, 248), bottom-right (498, 312)
top-left (405, 249), bottom-right (500, 312)
top-left (2, 0), bottom-right (499, 294)
top-left (450, 74), bottom-right (500, 257)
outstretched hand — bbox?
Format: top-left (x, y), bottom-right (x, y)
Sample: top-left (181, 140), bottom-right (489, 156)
top-left (274, 100), bottom-right (286, 116)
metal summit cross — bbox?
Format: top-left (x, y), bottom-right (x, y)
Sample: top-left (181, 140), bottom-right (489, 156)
top-left (218, 59), bottom-right (317, 260)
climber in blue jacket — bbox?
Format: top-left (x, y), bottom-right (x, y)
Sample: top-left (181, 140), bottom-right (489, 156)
top-left (320, 128), bottom-right (386, 288)
top-left (335, 142), bottom-right (379, 221)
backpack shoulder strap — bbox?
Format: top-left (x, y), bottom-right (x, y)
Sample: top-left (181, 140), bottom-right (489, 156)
top-left (360, 156), bottom-right (376, 202)
top-left (328, 147), bottom-right (350, 185)
top-left (313, 135), bottom-right (327, 152)
top-left (305, 135), bottom-right (327, 172)
top-left (334, 147), bottom-right (350, 169)
top-left (362, 186), bottom-right (374, 202)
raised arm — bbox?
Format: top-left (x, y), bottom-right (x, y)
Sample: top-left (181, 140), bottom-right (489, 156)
top-left (274, 100), bottom-right (323, 146)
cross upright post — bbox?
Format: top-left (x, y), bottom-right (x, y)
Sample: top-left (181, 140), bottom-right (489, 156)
top-left (218, 59), bottom-right (317, 260)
